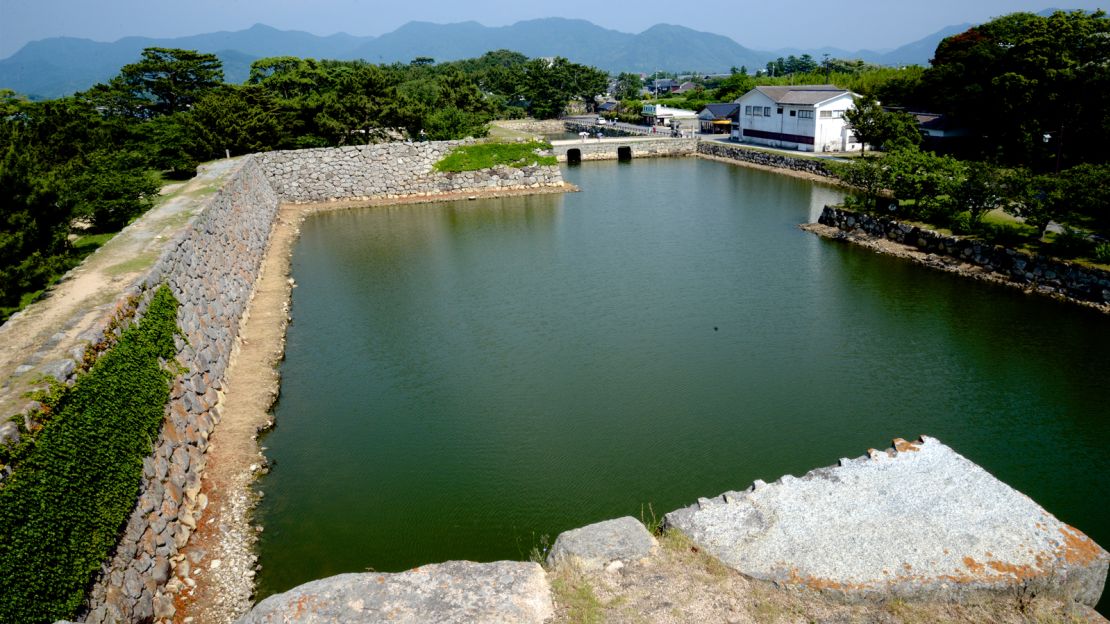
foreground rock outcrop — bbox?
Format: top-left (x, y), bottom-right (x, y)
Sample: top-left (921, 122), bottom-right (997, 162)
top-left (665, 436), bottom-right (1109, 606)
top-left (236, 561), bottom-right (552, 624)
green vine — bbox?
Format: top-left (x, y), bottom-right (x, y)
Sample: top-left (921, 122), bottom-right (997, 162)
top-left (0, 284), bottom-right (180, 623)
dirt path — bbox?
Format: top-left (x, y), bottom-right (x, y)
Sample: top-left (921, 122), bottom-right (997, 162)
top-left (0, 159), bottom-right (241, 419)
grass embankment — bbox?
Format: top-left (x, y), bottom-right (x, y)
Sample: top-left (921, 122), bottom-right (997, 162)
top-left (0, 285), bottom-right (179, 622)
top-left (434, 141), bottom-right (557, 172)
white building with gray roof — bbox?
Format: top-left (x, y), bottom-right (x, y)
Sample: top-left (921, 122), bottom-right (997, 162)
top-left (730, 85), bottom-right (864, 152)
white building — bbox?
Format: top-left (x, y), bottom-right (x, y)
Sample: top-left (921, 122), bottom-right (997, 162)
top-left (642, 103), bottom-right (699, 128)
top-left (730, 85), bottom-right (864, 152)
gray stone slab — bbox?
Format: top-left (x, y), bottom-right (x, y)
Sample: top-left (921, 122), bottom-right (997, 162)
top-left (664, 436), bottom-right (1109, 606)
top-left (547, 516), bottom-right (656, 570)
top-left (237, 561), bottom-right (553, 623)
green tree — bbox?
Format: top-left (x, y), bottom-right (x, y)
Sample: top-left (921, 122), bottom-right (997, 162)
top-left (523, 57), bottom-right (608, 119)
top-left (882, 147), bottom-right (964, 220)
top-left (923, 10), bottom-right (1110, 167)
top-left (116, 47), bottom-right (224, 117)
top-left (843, 94), bottom-right (887, 153)
top-left (832, 157), bottom-right (889, 213)
top-left (844, 94), bottom-right (922, 153)
top-left (951, 161), bottom-right (1006, 227)
top-left (614, 72), bottom-right (643, 100)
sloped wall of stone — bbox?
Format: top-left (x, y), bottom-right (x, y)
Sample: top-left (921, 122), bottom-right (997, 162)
top-left (818, 206), bottom-right (1110, 307)
top-left (257, 141), bottom-right (565, 204)
top-left (81, 157), bottom-right (281, 622)
top-left (698, 141), bottom-right (835, 177)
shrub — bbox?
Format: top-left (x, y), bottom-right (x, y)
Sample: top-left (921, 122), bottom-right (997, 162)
top-left (1051, 227), bottom-right (1094, 258)
top-left (433, 141), bottom-right (556, 172)
top-left (1094, 242), bottom-right (1110, 264)
top-left (0, 285), bottom-right (179, 623)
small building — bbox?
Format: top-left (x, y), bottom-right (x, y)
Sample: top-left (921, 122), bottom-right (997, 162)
top-left (598, 101), bottom-right (619, 113)
top-left (697, 103), bottom-right (740, 134)
top-left (675, 81), bottom-right (699, 94)
top-left (642, 103), bottom-right (699, 127)
top-left (652, 79), bottom-right (679, 96)
top-left (730, 85), bottom-right (863, 152)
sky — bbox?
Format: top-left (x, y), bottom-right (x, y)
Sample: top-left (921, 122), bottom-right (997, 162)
top-left (0, 0), bottom-right (1105, 59)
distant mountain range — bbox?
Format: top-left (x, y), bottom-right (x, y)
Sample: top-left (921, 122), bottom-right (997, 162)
top-left (0, 17), bottom-right (994, 99)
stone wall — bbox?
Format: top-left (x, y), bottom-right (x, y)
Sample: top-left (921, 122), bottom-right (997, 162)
top-left (491, 119), bottom-right (568, 135)
top-left (697, 141), bottom-right (835, 177)
top-left (818, 206), bottom-right (1110, 306)
top-left (564, 121), bottom-right (650, 137)
top-left (52, 141), bottom-right (565, 621)
top-left (257, 142), bottom-right (565, 204)
top-left (553, 138), bottom-right (698, 162)
top-left (80, 157), bottom-right (281, 622)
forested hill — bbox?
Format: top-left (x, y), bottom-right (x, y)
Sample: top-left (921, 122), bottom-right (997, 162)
top-left (5, 17), bottom-right (980, 98)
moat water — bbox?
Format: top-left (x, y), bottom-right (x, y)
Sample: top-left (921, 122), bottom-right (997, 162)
top-left (255, 158), bottom-right (1110, 607)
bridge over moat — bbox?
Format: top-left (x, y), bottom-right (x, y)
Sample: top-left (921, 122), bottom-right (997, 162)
top-left (550, 137), bottom-right (698, 163)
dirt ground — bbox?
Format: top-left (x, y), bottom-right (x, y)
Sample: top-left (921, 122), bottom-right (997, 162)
top-left (549, 530), bottom-right (1107, 624)
top-left (0, 160), bottom-right (240, 419)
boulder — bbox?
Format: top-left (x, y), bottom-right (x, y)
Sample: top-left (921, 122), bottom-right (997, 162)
top-left (547, 516), bottom-right (656, 570)
top-left (664, 436), bottom-right (1109, 606)
top-left (237, 561), bottom-right (552, 624)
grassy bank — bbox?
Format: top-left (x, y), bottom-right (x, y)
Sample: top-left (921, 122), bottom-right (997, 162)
top-left (434, 141), bottom-right (556, 172)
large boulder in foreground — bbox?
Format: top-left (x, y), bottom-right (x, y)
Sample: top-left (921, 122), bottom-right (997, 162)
top-left (236, 561), bottom-right (552, 623)
top-left (664, 435), bottom-right (1108, 606)
top-left (547, 516), bottom-right (657, 570)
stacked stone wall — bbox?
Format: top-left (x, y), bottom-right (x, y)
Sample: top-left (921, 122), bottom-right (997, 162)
top-left (563, 121), bottom-right (650, 137)
top-left (257, 141), bottom-right (565, 204)
top-left (78, 157), bottom-right (281, 622)
top-left (819, 206), bottom-right (1110, 306)
top-left (492, 119), bottom-right (568, 135)
top-left (697, 141), bottom-right (835, 177)
top-left (17, 141), bottom-right (565, 622)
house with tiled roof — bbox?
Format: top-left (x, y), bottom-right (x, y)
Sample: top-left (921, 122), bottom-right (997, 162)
top-left (697, 103), bottom-right (740, 133)
top-left (730, 85), bottom-right (863, 152)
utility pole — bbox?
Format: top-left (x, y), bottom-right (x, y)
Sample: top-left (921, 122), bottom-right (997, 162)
top-left (823, 54), bottom-right (830, 84)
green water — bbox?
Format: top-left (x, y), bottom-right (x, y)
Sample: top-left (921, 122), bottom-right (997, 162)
top-left (255, 158), bottom-right (1110, 607)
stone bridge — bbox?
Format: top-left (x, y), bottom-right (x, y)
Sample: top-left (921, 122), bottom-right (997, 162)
top-left (550, 137), bottom-right (698, 163)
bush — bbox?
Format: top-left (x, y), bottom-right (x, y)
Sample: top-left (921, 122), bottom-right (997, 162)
top-left (433, 141), bottom-right (556, 172)
top-left (1094, 242), bottom-right (1110, 264)
top-left (0, 285), bottom-right (179, 622)
top-left (1051, 227), bottom-right (1094, 258)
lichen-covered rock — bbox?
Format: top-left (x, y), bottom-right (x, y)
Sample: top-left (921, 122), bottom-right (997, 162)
top-left (547, 516), bottom-right (656, 570)
top-left (664, 436), bottom-right (1109, 606)
top-left (236, 561), bottom-right (553, 624)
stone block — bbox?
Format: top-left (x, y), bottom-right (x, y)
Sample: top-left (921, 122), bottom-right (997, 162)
top-left (547, 516), bottom-right (656, 570)
top-left (238, 561), bottom-right (552, 624)
top-left (664, 436), bottom-right (1109, 606)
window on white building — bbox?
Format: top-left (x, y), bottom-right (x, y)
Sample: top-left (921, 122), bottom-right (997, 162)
top-left (819, 110), bottom-right (832, 118)
top-left (777, 108), bottom-right (783, 114)
top-left (763, 107), bottom-right (771, 116)
top-left (789, 110), bottom-right (796, 117)
top-left (744, 106), bottom-right (751, 115)
top-left (798, 110), bottom-right (814, 119)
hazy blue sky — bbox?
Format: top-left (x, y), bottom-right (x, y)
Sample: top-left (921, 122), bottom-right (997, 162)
top-left (1, 0), bottom-right (1105, 59)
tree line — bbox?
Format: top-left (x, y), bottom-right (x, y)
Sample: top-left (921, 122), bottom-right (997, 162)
top-left (0, 49), bottom-right (607, 316)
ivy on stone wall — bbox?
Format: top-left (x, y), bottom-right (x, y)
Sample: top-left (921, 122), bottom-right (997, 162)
top-left (0, 285), bottom-right (179, 623)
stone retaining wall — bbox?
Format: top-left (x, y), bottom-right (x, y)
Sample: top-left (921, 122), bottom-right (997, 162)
top-left (697, 141), bottom-right (835, 177)
top-left (818, 206), bottom-right (1110, 306)
top-left (0, 140), bottom-right (571, 622)
top-left (564, 121), bottom-right (649, 137)
top-left (81, 157), bottom-right (282, 622)
top-left (256, 142), bottom-right (564, 204)
top-left (491, 119), bottom-right (568, 135)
